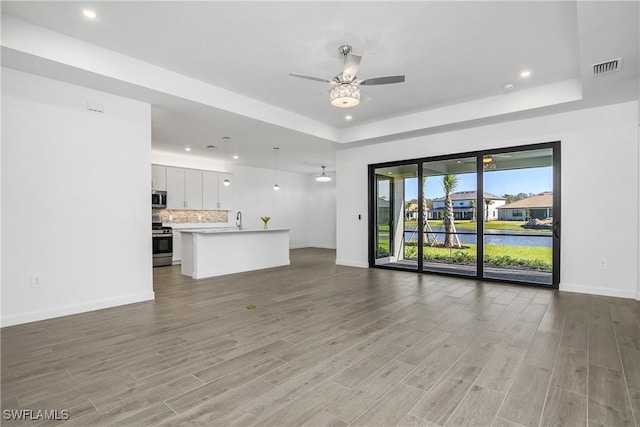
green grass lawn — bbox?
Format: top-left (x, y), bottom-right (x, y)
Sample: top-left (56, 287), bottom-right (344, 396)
top-left (403, 243), bottom-right (552, 270)
top-left (377, 220), bottom-right (552, 270)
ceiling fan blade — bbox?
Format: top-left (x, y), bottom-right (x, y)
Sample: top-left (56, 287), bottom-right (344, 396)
top-left (343, 53), bottom-right (361, 82)
top-left (359, 75), bottom-right (405, 85)
top-left (290, 72), bottom-right (331, 83)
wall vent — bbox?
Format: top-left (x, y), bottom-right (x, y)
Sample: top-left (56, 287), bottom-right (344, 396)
top-left (86, 101), bottom-right (104, 113)
top-left (592, 58), bottom-right (622, 76)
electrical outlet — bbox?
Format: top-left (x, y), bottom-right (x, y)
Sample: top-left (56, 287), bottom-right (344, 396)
top-left (31, 275), bottom-right (42, 288)
top-left (169, 215), bottom-right (173, 221)
top-left (600, 261), bottom-right (606, 270)
top-left (197, 214), bottom-right (202, 221)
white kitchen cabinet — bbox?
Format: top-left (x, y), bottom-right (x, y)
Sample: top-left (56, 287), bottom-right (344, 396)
top-left (202, 171), bottom-right (220, 210)
top-left (218, 172), bottom-right (235, 210)
top-left (172, 231), bottom-right (182, 263)
top-left (184, 169), bottom-right (203, 209)
top-left (166, 167), bottom-right (186, 209)
top-left (159, 165), bottom-right (233, 211)
top-left (151, 165), bottom-right (167, 191)
top-left (166, 167), bottom-right (202, 209)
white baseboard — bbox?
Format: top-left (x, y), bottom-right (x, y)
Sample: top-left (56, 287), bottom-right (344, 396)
top-left (291, 245), bottom-right (337, 250)
top-left (560, 283), bottom-right (637, 300)
top-left (289, 243), bottom-right (309, 249)
top-left (1, 292), bottom-right (156, 327)
top-left (336, 259), bottom-right (369, 268)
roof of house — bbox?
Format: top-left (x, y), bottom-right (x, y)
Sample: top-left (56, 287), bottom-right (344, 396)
top-left (498, 192), bottom-right (553, 209)
top-left (433, 191), bottom-right (505, 202)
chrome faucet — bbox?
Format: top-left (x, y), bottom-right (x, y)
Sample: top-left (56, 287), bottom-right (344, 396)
top-left (236, 211), bottom-right (242, 230)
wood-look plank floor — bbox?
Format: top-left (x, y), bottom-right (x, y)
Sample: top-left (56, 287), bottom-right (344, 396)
top-left (2, 248), bottom-right (639, 426)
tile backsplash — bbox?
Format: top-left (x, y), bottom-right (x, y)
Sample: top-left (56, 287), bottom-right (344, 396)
top-left (156, 209), bottom-right (228, 224)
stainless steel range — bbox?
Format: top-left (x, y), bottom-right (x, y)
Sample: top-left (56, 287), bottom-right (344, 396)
top-left (152, 222), bottom-right (173, 267)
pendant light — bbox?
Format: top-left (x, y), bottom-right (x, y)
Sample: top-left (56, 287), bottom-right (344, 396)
top-left (273, 147), bottom-right (280, 190)
top-left (316, 166), bottom-right (332, 182)
top-left (222, 136), bottom-right (232, 186)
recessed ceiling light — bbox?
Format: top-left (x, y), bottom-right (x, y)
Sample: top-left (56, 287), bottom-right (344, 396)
top-left (184, 147), bottom-right (192, 152)
top-left (232, 155), bottom-right (239, 160)
top-left (503, 83), bottom-right (515, 91)
top-left (82, 9), bottom-right (97, 19)
top-left (520, 70), bottom-right (531, 78)
top-left (345, 115), bottom-right (352, 121)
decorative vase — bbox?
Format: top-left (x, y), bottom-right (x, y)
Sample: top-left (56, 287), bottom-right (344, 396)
top-left (260, 216), bottom-right (271, 230)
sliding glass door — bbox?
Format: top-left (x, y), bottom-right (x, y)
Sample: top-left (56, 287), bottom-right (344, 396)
top-left (369, 142), bottom-right (560, 288)
top-left (481, 148), bottom-right (557, 285)
top-left (372, 164), bottom-right (419, 270)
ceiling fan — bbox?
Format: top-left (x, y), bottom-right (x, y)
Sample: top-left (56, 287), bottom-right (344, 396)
top-left (290, 45), bottom-right (405, 108)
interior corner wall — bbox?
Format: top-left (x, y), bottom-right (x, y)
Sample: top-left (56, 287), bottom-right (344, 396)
top-left (1, 68), bottom-right (154, 326)
top-left (337, 101), bottom-right (640, 299)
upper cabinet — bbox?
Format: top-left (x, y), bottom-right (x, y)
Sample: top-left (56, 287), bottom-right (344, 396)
top-left (158, 164), bottom-right (233, 211)
top-left (151, 165), bottom-right (167, 191)
top-left (184, 169), bottom-right (203, 209)
top-left (166, 167), bottom-right (186, 209)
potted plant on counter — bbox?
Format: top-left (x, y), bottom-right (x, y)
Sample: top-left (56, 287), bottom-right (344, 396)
top-left (260, 216), bottom-right (271, 229)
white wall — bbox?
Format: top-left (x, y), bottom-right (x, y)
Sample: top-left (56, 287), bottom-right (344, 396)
top-left (1, 68), bottom-right (154, 326)
top-left (151, 151), bottom-right (337, 250)
top-left (337, 101), bottom-right (639, 300)
top-left (306, 171), bottom-right (337, 250)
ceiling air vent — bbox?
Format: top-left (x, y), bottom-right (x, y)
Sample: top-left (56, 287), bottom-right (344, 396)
top-left (85, 101), bottom-right (104, 113)
top-left (592, 58), bottom-right (622, 76)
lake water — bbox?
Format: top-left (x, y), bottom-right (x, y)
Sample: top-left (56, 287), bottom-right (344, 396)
top-left (404, 227), bottom-right (552, 248)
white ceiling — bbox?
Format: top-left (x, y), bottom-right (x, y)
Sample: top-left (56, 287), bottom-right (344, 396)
top-left (1, 1), bottom-right (638, 173)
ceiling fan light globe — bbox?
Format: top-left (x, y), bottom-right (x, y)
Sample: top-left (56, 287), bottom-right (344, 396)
top-left (316, 175), bottom-right (332, 182)
top-left (330, 84), bottom-right (360, 108)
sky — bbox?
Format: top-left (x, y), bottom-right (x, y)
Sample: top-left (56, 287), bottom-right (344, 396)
top-left (402, 166), bottom-right (553, 200)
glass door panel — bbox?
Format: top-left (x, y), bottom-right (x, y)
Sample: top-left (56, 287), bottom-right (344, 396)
top-left (374, 165), bottom-right (418, 270)
top-left (421, 158), bottom-right (477, 276)
top-left (374, 173), bottom-right (393, 263)
top-left (482, 149), bottom-right (554, 285)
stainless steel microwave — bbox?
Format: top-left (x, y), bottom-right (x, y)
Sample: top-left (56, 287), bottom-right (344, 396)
top-left (152, 190), bottom-right (167, 209)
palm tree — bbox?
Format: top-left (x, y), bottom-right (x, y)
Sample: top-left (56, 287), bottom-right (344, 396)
top-left (470, 199), bottom-right (476, 222)
top-left (441, 174), bottom-right (458, 247)
top-left (422, 177), bottom-right (431, 244)
top-left (484, 198), bottom-right (493, 222)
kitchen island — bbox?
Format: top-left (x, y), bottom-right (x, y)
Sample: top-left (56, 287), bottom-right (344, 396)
top-left (179, 228), bottom-right (290, 279)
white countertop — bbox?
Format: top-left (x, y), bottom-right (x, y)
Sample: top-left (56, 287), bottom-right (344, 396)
top-left (178, 227), bottom-right (289, 234)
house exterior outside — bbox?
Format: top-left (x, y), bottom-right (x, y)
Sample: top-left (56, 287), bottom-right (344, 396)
top-left (497, 192), bottom-right (553, 220)
top-left (428, 191), bottom-right (506, 221)
top-left (405, 202), bottom-right (418, 220)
